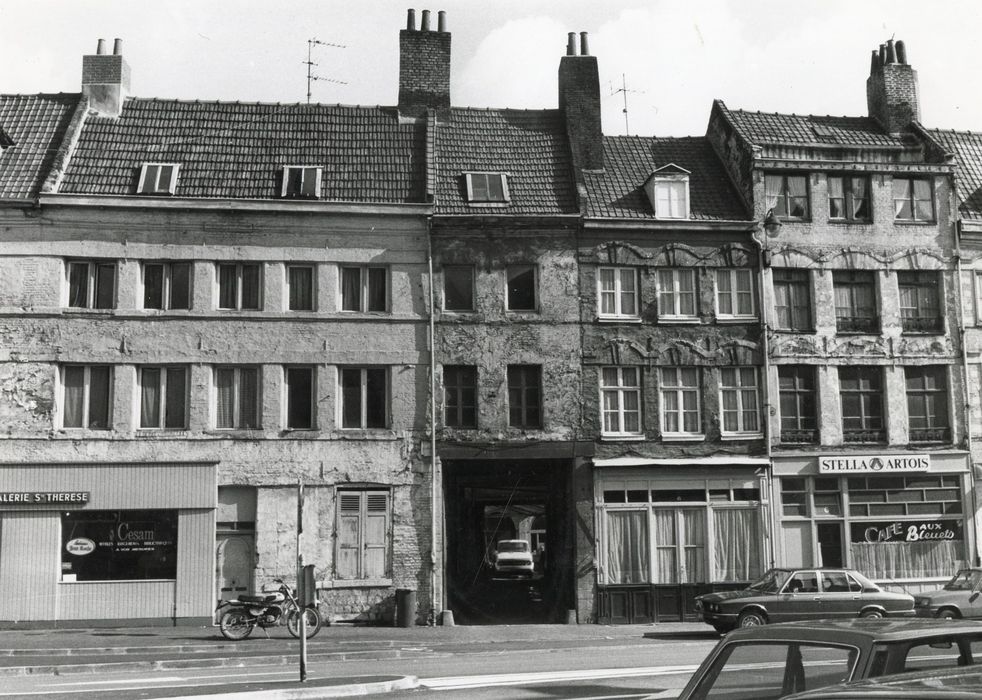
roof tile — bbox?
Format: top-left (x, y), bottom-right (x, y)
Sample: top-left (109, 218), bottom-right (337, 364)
top-left (0, 93), bottom-right (80, 199)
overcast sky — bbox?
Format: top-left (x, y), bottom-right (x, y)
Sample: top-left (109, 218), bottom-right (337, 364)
top-left (2, 0), bottom-right (981, 137)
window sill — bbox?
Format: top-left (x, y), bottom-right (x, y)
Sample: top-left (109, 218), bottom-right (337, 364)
top-left (716, 316), bottom-right (759, 324)
top-left (828, 219), bottom-right (873, 225)
top-left (505, 309), bottom-right (539, 315)
top-left (721, 433), bottom-right (764, 441)
top-left (600, 434), bottom-right (646, 442)
top-left (205, 428), bottom-right (264, 436)
top-left (893, 219), bottom-right (936, 226)
top-left (320, 578), bottom-right (393, 589)
top-left (661, 434), bottom-right (705, 442)
top-left (442, 309), bottom-right (477, 315)
top-left (338, 429), bottom-right (398, 440)
top-left (657, 316), bottom-right (700, 325)
top-left (63, 307), bottom-right (115, 314)
top-left (466, 201), bottom-right (511, 208)
top-left (771, 327), bottom-right (817, 334)
top-left (135, 429), bottom-right (191, 437)
top-left (596, 316), bottom-right (643, 324)
top-left (835, 330), bottom-right (881, 336)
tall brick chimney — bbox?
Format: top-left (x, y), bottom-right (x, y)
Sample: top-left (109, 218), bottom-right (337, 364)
top-left (82, 38), bottom-right (130, 118)
top-left (559, 31), bottom-right (603, 170)
top-left (866, 38), bottom-right (920, 134)
top-left (398, 9), bottom-right (451, 117)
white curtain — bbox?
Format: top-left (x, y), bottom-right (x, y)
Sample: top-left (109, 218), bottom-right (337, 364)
top-left (851, 541), bottom-right (963, 579)
top-left (714, 509), bottom-right (762, 581)
top-left (606, 511), bottom-right (648, 584)
top-left (654, 509), bottom-right (677, 583)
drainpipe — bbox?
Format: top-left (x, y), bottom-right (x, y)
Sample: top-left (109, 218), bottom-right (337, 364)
top-left (426, 216), bottom-right (440, 619)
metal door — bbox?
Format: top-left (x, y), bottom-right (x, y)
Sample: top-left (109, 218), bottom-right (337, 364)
top-left (216, 534), bottom-right (254, 602)
top-left (653, 508), bottom-right (706, 620)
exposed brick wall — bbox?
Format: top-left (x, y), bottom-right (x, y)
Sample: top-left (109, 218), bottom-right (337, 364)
top-left (866, 63), bottom-right (920, 133)
top-left (398, 29), bottom-right (451, 117)
top-left (559, 55), bottom-right (603, 171)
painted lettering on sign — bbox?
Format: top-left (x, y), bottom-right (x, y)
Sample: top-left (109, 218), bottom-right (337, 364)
top-left (851, 519), bottom-right (962, 544)
top-left (65, 538), bottom-right (96, 556)
top-left (0, 492), bottom-right (90, 504)
top-left (819, 455), bottom-right (930, 473)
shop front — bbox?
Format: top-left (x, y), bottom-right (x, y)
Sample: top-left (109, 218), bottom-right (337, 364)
top-left (772, 452), bottom-right (975, 594)
top-left (0, 462), bottom-right (216, 628)
top-left (594, 457), bottom-right (772, 624)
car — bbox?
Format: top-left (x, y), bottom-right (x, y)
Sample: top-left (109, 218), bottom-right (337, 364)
top-left (915, 569), bottom-right (982, 619)
top-left (490, 539), bottom-right (534, 577)
top-left (677, 619), bottom-right (982, 700)
top-left (695, 567), bottom-right (915, 632)
top-left (785, 663), bottom-right (982, 699)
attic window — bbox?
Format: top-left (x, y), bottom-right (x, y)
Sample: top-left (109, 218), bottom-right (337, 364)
top-left (644, 164), bottom-right (690, 219)
top-left (464, 172), bottom-right (509, 204)
top-left (281, 166), bottom-right (322, 199)
top-left (138, 163), bottom-right (179, 195)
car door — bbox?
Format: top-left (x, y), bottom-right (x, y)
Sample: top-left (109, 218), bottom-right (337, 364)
top-left (820, 570), bottom-right (862, 618)
top-left (772, 570), bottom-right (821, 622)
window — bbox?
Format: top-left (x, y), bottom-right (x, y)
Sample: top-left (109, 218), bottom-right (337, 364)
top-left (765, 174), bottom-right (809, 219)
top-left (906, 366), bottom-right (950, 443)
top-left (779, 366), bottom-right (818, 443)
top-left (508, 364), bottom-right (542, 429)
top-left (285, 366), bottom-right (315, 430)
top-left (61, 510), bottom-right (177, 581)
top-left (287, 265), bottom-right (315, 311)
top-left (660, 367), bottom-right (702, 438)
top-left (657, 269), bottom-right (697, 320)
top-left (444, 365), bottom-right (477, 428)
top-left (716, 269), bottom-right (756, 319)
top-left (341, 266), bottom-right (387, 312)
top-left (506, 265), bottom-right (537, 311)
top-left (281, 166), bottom-right (321, 199)
top-left (67, 260), bottom-right (115, 309)
top-left (62, 365), bottom-right (112, 429)
top-left (833, 270), bottom-right (878, 333)
top-left (137, 163), bottom-right (179, 195)
top-left (443, 266), bottom-right (474, 311)
top-left (773, 268), bottom-right (812, 330)
top-left (215, 366), bottom-right (260, 429)
top-left (217, 263), bottom-right (261, 310)
top-left (464, 172), bottom-right (509, 203)
top-left (340, 367), bottom-right (387, 429)
top-left (651, 180), bottom-right (688, 219)
top-left (828, 175), bottom-right (870, 221)
top-left (898, 271), bottom-right (941, 333)
top-left (893, 177), bottom-right (934, 222)
top-left (600, 367), bottom-right (642, 437)
top-left (720, 367), bottom-right (761, 436)
top-left (143, 262), bottom-right (191, 310)
top-left (139, 366), bottom-right (187, 429)
top-left (604, 511), bottom-right (648, 584)
top-left (839, 366), bottom-right (885, 443)
top-left (336, 490), bottom-right (390, 580)
top-left (598, 267), bottom-right (639, 318)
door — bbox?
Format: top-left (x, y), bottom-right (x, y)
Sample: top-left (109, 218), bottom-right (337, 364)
top-left (817, 522), bottom-right (844, 567)
top-left (216, 533), bottom-right (254, 602)
top-left (782, 522), bottom-right (814, 567)
top-left (653, 508), bottom-right (707, 621)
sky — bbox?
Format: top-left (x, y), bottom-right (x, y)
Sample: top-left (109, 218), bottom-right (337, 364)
top-left (2, 0), bottom-right (981, 137)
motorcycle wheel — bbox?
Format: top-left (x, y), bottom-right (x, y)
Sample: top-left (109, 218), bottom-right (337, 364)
top-left (287, 607), bottom-right (322, 639)
top-left (219, 609), bottom-right (255, 640)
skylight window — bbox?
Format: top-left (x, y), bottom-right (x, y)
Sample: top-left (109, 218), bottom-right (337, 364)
top-left (137, 163), bottom-right (179, 195)
top-left (465, 172), bottom-right (509, 203)
top-left (281, 166), bottom-right (322, 199)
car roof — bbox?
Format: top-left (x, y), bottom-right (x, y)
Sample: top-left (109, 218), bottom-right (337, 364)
top-left (722, 619), bottom-right (982, 644)
top-left (787, 663), bottom-right (982, 699)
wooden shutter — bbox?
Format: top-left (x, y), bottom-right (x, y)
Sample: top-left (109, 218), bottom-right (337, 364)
top-left (337, 493), bottom-right (362, 579)
top-left (364, 492), bottom-right (389, 578)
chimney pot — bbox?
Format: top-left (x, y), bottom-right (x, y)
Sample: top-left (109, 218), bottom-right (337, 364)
top-left (879, 43), bottom-right (887, 65)
top-left (406, 9), bottom-right (415, 31)
top-left (113, 38), bottom-right (123, 56)
top-left (896, 40), bottom-right (907, 64)
top-left (869, 49), bottom-right (879, 72)
top-left (886, 39), bottom-right (897, 63)
top-left (566, 32), bottom-right (577, 56)
top-left (438, 10), bottom-right (446, 32)
top-left (96, 38), bottom-right (106, 55)
top-left (580, 31), bottom-right (590, 56)
top-left (421, 9), bottom-right (430, 31)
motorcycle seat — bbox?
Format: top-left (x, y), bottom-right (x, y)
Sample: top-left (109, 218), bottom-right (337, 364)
top-left (237, 594), bottom-right (278, 604)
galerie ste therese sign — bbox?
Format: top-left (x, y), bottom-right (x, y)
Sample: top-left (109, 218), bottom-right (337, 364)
top-left (819, 454), bottom-right (930, 474)
top-left (0, 492), bottom-right (90, 505)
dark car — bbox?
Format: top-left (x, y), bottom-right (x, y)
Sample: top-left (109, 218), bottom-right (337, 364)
top-left (785, 664), bottom-right (982, 699)
top-left (695, 567), bottom-right (915, 632)
top-left (678, 619), bottom-right (982, 700)
top-left (915, 569), bottom-right (982, 619)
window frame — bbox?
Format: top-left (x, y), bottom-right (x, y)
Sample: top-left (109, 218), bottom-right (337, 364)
top-left (216, 262), bottom-right (262, 311)
top-left (61, 364), bottom-right (113, 430)
top-left (284, 365), bottom-right (316, 430)
top-left (597, 267), bottom-right (640, 320)
top-left (336, 489), bottom-right (391, 581)
top-left (340, 265), bottom-right (388, 313)
top-left (137, 163), bottom-right (180, 195)
top-left (138, 365), bottom-right (188, 430)
top-left (142, 261), bottom-right (192, 311)
top-left (778, 365), bottom-right (819, 444)
top-left (839, 366), bottom-right (886, 443)
top-left (765, 173), bottom-right (810, 220)
top-left (339, 366), bottom-right (389, 430)
top-left (442, 265), bottom-right (475, 312)
top-left (898, 270), bottom-right (942, 334)
top-left (715, 268), bottom-right (757, 321)
top-left (443, 365), bottom-right (478, 429)
top-left (659, 366), bottom-right (703, 440)
top-left (286, 264), bottom-right (316, 312)
top-left (833, 270), bottom-right (879, 334)
top-left (651, 178), bottom-right (689, 219)
top-left (214, 365), bottom-right (262, 430)
top-left (280, 165), bottom-right (322, 199)
top-left (464, 172), bottom-right (510, 204)
top-left (507, 364), bottom-right (543, 429)
top-left (893, 176), bottom-right (935, 222)
top-left (827, 175), bottom-right (871, 222)
top-left (772, 268), bottom-right (813, 331)
top-left (600, 366), bottom-right (643, 438)
top-left (657, 268), bottom-right (698, 322)
top-left (719, 367), bottom-right (762, 438)
top-left (505, 264), bottom-right (538, 312)
top-left (905, 365), bottom-right (950, 444)
top-left (66, 259), bottom-right (116, 310)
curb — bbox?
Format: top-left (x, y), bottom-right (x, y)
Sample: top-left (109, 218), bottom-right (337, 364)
top-left (168, 675), bottom-right (420, 699)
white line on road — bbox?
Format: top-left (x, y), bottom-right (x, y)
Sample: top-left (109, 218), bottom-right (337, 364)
top-left (421, 664), bottom-right (698, 689)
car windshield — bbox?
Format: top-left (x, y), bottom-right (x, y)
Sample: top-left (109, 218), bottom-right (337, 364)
top-left (944, 570), bottom-right (982, 591)
top-left (747, 569), bottom-right (792, 593)
top-left (497, 541), bottom-right (528, 553)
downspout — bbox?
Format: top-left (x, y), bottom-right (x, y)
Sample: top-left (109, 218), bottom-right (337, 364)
top-left (750, 227), bottom-right (775, 570)
top-left (426, 215), bottom-right (440, 619)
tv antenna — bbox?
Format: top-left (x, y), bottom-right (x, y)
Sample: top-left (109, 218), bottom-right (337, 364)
top-left (609, 73), bottom-right (644, 135)
top-left (305, 38), bottom-right (348, 103)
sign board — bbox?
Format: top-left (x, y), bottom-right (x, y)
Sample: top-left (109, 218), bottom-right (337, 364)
top-left (851, 519), bottom-right (962, 543)
top-left (819, 455), bottom-right (930, 474)
top-left (0, 492), bottom-right (89, 505)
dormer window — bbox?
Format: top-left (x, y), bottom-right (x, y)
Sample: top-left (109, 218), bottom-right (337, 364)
top-left (137, 163), bottom-right (179, 195)
top-left (464, 172), bottom-right (509, 204)
top-left (0, 127), bottom-right (13, 152)
top-left (644, 164), bottom-right (690, 219)
top-left (281, 166), bottom-right (322, 199)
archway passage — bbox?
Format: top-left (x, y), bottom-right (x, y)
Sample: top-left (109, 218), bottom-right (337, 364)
top-left (443, 458), bottom-right (574, 624)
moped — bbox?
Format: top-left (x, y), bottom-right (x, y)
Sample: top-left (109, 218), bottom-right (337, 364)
top-left (216, 577), bottom-right (321, 640)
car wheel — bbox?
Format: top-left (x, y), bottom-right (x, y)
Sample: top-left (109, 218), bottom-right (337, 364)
top-left (737, 610), bottom-right (766, 628)
top-left (937, 607), bottom-right (960, 620)
top-left (859, 609), bottom-right (884, 619)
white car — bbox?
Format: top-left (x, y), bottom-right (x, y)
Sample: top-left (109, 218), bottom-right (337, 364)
top-left (492, 540), bottom-right (534, 577)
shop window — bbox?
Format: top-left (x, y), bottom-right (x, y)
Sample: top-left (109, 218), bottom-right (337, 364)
top-left (139, 366), bottom-right (187, 429)
top-left (285, 366), bottom-right (315, 430)
top-left (779, 365), bottom-right (818, 444)
top-left (604, 510), bottom-right (648, 584)
top-left (341, 266), bottom-right (387, 312)
top-left (660, 367), bottom-right (702, 438)
top-left (61, 510), bottom-right (177, 581)
top-left (765, 173), bottom-right (809, 219)
top-left (62, 365), bottom-right (112, 430)
top-left (443, 365), bottom-right (477, 428)
top-left (506, 265), bottom-right (537, 311)
top-left (839, 366), bottom-right (885, 443)
top-left (714, 509), bottom-right (762, 581)
top-left (657, 269), bottom-right (698, 321)
top-left (893, 177), bottom-right (934, 222)
top-left (600, 367), bottom-right (642, 437)
top-left (652, 489), bottom-right (705, 502)
top-left (137, 163), bottom-right (179, 195)
top-left (833, 270), bottom-right (878, 333)
top-left (340, 367), bottom-right (387, 429)
top-left (716, 269), bottom-right (756, 320)
top-left (336, 490), bottom-right (390, 580)
top-left (443, 265), bottom-right (474, 311)
top-left (781, 478), bottom-right (808, 517)
top-left (813, 477), bottom-right (842, 516)
top-left (217, 262), bottom-right (261, 310)
top-left (773, 268), bottom-right (812, 331)
top-left (598, 267), bottom-right (639, 319)
top-left (898, 271), bottom-right (942, 333)
top-left (906, 366), bottom-right (950, 444)
top-left (507, 364), bottom-right (542, 429)
top-left (281, 166), bottom-right (321, 199)
top-left (287, 265), bottom-right (315, 311)
top-left (719, 367), bottom-right (761, 437)
top-left (215, 366), bottom-right (261, 429)
top-left (67, 259), bottom-right (116, 309)
top-left (143, 262), bottom-right (191, 310)
top-left (828, 175), bottom-right (870, 221)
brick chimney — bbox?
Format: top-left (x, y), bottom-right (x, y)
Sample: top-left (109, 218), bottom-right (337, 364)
top-left (82, 38), bottom-right (130, 118)
top-left (398, 9), bottom-right (451, 117)
top-left (866, 38), bottom-right (920, 134)
top-left (559, 31), bottom-right (603, 170)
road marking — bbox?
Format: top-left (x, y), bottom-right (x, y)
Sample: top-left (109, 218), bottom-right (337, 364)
top-left (422, 665), bottom-right (697, 689)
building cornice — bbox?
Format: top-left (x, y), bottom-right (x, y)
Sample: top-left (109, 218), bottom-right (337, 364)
top-left (583, 218), bottom-right (756, 232)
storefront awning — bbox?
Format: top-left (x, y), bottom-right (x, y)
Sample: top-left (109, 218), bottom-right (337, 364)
top-left (592, 456), bottom-right (770, 468)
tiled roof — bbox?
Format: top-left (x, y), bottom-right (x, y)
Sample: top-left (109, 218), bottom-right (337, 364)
top-left (59, 99), bottom-right (428, 202)
top-left (929, 129), bottom-right (982, 220)
top-left (0, 93), bottom-right (80, 199)
top-left (582, 136), bottom-right (749, 221)
top-left (434, 108), bottom-right (577, 215)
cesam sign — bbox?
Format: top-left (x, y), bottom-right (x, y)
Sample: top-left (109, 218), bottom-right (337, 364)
top-left (819, 454), bottom-right (930, 473)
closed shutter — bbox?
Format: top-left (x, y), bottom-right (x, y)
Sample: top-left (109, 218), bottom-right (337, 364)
top-left (337, 493), bottom-right (362, 579)
top-left (364, 492), bottom-right (389, 578)
top-left (336, 491), bottom-right (390, 580)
